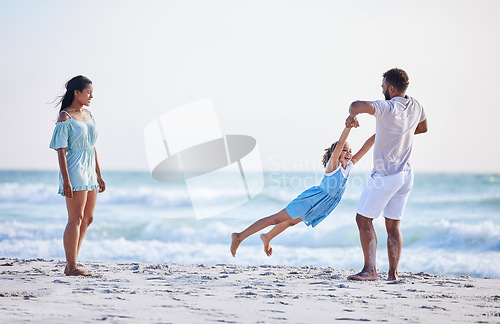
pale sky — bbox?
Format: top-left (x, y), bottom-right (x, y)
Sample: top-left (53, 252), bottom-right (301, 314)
top-left (1, 0), bottom-right (499, 173)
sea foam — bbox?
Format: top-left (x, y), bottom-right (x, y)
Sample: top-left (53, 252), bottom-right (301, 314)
top-left (1, 170), bottom-right (499, 278)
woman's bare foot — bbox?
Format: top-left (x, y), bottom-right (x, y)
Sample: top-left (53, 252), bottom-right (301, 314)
top-left (347, 270), bottom-right (378, 281)
top-left (65, 265), bottom-right (91, 276)
top-left (260, 233), bottom-right (273, 256)
top-left (230, 233), bottom-right (242, 257)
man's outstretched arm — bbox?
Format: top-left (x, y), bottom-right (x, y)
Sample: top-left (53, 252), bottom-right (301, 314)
top-left (350, 101), bottom-right (376, 116)
top-left (345, 101), bottom-right (376, 127)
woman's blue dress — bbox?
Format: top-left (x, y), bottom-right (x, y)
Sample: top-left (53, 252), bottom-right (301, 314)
top-left (49, 110), bottom-right (98, 196)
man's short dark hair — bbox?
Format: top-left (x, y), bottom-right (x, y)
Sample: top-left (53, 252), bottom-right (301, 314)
top-left (383, 68), bottom-right (409, 92)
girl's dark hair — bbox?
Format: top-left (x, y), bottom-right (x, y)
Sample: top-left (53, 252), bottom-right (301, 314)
top-left (57, 75), bottom-right (92, 112)
top-left (322, 141), bottom-right (338, 168)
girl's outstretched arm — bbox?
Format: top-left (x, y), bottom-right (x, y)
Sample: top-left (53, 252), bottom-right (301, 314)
top-left (326, 126), bottom-right (351, 173)
top-left (351, 134), bottom-right (375, 165)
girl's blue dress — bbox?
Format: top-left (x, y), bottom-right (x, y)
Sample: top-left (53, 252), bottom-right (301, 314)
top-left (49, 110), bottom-right (99, 196)
top-left (285, 161), bottom-right (352, 227)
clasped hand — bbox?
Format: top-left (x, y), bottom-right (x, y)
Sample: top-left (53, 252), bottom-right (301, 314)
top-left (345, 115), bottom-right (360, 128)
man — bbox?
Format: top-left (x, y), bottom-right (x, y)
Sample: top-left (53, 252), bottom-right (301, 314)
top-left (345, 68), bottom-right (427, 281)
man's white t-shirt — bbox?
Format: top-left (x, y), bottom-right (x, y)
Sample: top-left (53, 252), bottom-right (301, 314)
top-left (371, 96), bottom-right (426, 176)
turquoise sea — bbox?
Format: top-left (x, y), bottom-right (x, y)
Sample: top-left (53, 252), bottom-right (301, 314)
top-left (0, 170), bottom-right (499, 278)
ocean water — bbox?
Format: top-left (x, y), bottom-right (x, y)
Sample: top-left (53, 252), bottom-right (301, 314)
top-left (0, 170), bottom-right (499, 278)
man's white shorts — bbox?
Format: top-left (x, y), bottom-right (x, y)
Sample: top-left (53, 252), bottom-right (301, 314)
top-left (357, 170), bottom-right (414, 220)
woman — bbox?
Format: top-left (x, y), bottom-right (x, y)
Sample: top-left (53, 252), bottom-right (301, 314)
top-left (49, 75), bottom-right (105, 276)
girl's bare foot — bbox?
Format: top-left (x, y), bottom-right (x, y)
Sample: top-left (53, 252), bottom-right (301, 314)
top-left (347, 270), bottom-right (378, 281)
top-left (65, 265), bottom-right (91, 276)
top-left (230, 233), bottom-right (242, 257)
top-left (260, 233), bottom-right (273, 256)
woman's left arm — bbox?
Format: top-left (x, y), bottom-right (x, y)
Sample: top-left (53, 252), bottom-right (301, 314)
top-left (95, 148), bottom-right (106, 193)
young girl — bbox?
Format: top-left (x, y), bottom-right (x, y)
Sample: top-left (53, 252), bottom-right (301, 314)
top-left (49, 75), bottom-right (105, 276)
top-left (230, 126), bottom-right (375, 257)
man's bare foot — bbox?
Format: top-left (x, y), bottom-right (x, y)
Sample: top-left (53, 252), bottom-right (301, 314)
top-left (387, 270), bottom-right (398, 281)
top-left (260, 233), bottom-right (273, 256)
top-left (230, 233), bottom-right (242, 257)
top-left (65, 265), bottom-right (91, 276)
top-left (347, 270), bottom-right (378, 281)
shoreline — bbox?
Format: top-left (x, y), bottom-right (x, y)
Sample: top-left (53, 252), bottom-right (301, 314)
top-left (1, 258), bottom-right (499, 323)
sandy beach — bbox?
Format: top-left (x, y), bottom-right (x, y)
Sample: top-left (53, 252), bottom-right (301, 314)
top-left (0, 258), bottom-right (499, 323)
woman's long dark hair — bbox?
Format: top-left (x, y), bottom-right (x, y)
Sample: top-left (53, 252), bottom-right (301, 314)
top-left (57, 75), bottom-right (92, 112)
